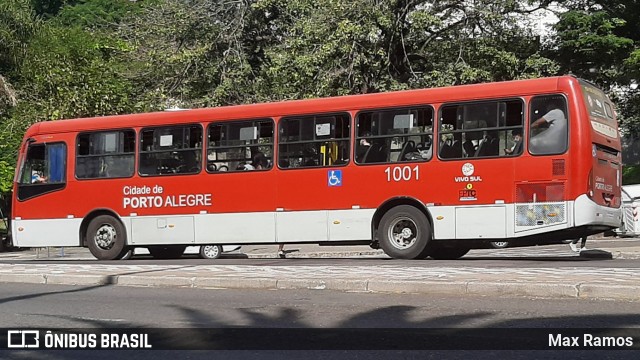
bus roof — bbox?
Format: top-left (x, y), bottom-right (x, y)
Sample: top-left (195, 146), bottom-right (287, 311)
top-left (26, 76), bottom-right (574, 137)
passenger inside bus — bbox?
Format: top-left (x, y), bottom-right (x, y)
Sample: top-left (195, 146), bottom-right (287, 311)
top-left (463, 139), bottom-right (476, 158)
top-left (504, 129), bottom-right (523, 155)
top-left (475, 131), bottom-right (499, 157)
top-left (439, 134), bottom-right (462, 159)
top-left (251, 152), bottom-right (269, 169)
top-left (240, 152), bottom-right (270, 170)
top-left (529, 99), bottom-right (567, 154)
top-left (356, 132), bottom-right (372, 162)
top-left (31, 171), bottom-right (47, 184)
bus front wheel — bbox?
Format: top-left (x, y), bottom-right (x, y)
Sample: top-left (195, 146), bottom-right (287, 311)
top-left (378, 205), bottom-right (431, 259)
top-left (86, 215), bottom-right (128, 260)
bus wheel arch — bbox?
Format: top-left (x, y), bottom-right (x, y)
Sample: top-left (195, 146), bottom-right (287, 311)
top-left (80, 210), bottom-right (129, 260)
top-left (373, 198), bottom-right (433, 259)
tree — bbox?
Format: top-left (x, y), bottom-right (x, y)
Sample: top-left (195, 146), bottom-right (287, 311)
top-left (258, 0), bottom-right (559, 99)
top-left (1, 1), bottom-right (141, 194)
top-left (546, 1), bottom-right (639, 138)
top-left (0, 0), bottom-right (42, 194)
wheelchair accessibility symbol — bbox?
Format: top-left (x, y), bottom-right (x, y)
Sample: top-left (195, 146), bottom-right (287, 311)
top-left (328, 170), bottom-right (342, 187)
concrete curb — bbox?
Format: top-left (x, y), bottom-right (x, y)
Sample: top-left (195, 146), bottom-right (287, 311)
top-left (0, 273), bottom-right (46, 284)
top-left (244, 250), bottom-right (385, 259)
top-left (577, 284), bottom-right (640, 301)
top-left (2, 272), bottom-right (639, 302)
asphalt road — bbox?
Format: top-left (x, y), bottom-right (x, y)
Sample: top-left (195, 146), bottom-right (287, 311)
top-left (1, 283), bottom-right (639, 359)
top-left (3, 283), bottom-right (640, 328)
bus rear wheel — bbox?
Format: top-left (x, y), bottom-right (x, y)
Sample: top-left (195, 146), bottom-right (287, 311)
top-left (378, 205), bottom-right (431, 259)
top-left (86, 215), bottom-right (127, 260)
top-left (148, 245), bottom-right (186, 259)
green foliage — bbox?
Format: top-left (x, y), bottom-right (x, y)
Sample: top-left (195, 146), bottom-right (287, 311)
top-left (0, 160), bottom-right (14, 194)
top-left (545, 1), bottom-right (640, 143)
top-left (0, 0), bottom-right (41, 112)
top-left (55, 0), bottom-right (148, 28)
top-left (18, 25), bottom-right (135, 120)
top-left (551, 10), bottom-right (633, 85)
top-left (30, 0), bottom-right (66, 18)
top-left (623, 165), bottom-right (640, 185)
top-left (0, 0), bottom-right (39, 71)
top-left (257, 0), bottom-right (558, 99)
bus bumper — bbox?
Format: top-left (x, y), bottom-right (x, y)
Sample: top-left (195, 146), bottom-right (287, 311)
top-left (574, 194), bottom-right (622, 229)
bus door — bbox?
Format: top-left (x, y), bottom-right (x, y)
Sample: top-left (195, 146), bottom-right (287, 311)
top-left (276, 114), bottom-right (354, 243)
top-left (516, 95), bottom-right (570, 234)
top-left (194, 119), bottom-right (277, 244)
top-left (438, 100), bottom-right (523, 239)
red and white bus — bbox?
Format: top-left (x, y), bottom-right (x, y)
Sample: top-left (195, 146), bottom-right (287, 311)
top-left (7, 76), bottom-right (622, 260)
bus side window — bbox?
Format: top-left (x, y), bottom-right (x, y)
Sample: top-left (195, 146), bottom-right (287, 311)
top-left (278, 114), bottom-right (350, 169)
top-left (529, 95), bottom-right (568, 155)
top-left (356, 106), bottom-right (433, 164)
top-left (439, 100), bottom-right (523, 160)
top-left (140, 125), bottom-right (203, 176)
top-left (76, 130), bottom-right (135, 179)
top-left (207, 119), bottom-right (274, 173)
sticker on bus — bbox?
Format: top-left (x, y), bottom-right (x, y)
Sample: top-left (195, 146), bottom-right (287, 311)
top-left (328, 170), bottom-right (342, 187)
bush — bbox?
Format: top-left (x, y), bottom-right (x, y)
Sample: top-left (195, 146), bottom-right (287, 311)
top-left (623, 165), bottom-right (640, 185)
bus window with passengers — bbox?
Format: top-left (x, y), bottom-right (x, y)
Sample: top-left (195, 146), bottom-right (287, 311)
top-left (8, 76), bottom-right (622, 260)
top-left (207, 119), bottom-right (274, 172)
top-left (355, 107), bottom-right (433, 164)
top-left (439, 99), bottom-right (524, 159)
top-left (278, 113), bottom-right (350, 168)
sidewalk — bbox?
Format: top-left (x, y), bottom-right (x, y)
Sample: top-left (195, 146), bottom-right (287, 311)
top-left (1, 239), bottom-right (639, 301)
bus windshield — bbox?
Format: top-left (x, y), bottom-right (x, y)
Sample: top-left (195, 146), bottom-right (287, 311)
top-left (18, 143), bottom-right (66, 185)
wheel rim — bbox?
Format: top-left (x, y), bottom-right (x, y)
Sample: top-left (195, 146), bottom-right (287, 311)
top-left (387, 216), bottom-right (418, 250)
top-left (493, 241), bottom-right (508, 248)
top-left (94, 224), bottom-right (117, 250)
top-left (203, 245), bottom-right (220, 258)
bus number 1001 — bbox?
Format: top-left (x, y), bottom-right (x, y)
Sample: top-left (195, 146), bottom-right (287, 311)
top-left (384, 165), bottom-right (419, 182)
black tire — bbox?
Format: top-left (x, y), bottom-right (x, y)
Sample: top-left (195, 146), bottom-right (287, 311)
top-left (86, 215), bottom-right (127, 260)
top-left (200, 245), bottom-right (222, 259)
top-left (148, 245), bottom-right (186, 259)
top-left (378, 205), bottom-right (431, 259)
top-left (428, 245), bottom-right (470, 260)
top-left (490, 241), bottom-right (509, 249)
